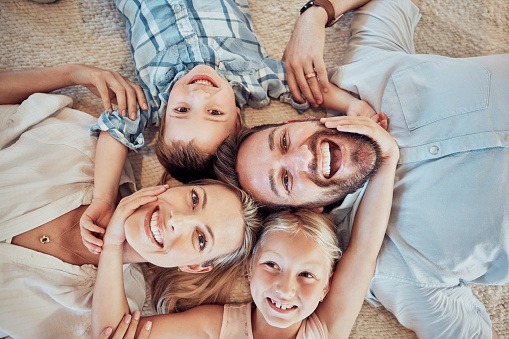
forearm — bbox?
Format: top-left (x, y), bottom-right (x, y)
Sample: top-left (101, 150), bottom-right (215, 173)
top-left (91, 243), bottom-right (130, 339)
top-left (0, 64), bottom-right (78, 104)
top-left (94, 131), bottom-right (128, 204)
top-left (330, 0), bottom-right (372, 16)
top-left (321, 84), bottom-right (358, 113)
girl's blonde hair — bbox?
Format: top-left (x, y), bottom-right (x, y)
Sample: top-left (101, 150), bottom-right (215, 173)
top-left (149, 178), bottom-right (261, 313)
top-left (252, 209), bottom-right (342, 274)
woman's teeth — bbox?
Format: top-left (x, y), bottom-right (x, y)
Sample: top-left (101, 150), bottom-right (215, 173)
top-left (192, 79), bottom-right (214, 86)
top-left (321, 142), bottom-right (331, 178)
top-left (150, 210), bottom-right (163, 245)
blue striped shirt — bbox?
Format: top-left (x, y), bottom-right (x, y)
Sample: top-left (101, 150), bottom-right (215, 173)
top-left (91, 0), bottom-right (307, 150)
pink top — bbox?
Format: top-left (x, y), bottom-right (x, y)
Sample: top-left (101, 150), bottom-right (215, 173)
top-left (219, 302), bottom-right (327, 339)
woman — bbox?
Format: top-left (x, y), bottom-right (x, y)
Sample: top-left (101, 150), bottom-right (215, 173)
top-left (0, 65), bottom-right (260, 339)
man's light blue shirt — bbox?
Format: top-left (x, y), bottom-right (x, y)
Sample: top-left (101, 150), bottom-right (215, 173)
top-left (329, 0), bottom-right (509, 337)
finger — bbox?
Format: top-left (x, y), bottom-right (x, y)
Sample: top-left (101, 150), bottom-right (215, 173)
top-left (95, 80), bottom-right (113, 113)
top-left (110, 314), bottom-right (132, 339)
top-left (99, 327), bottom-right (113, 339)
top-left (132, 82), bottom-right (148, 112)
top-left (80, 219), bottom-right (106, 234)
top-left (314, 60), bottom-right (330, 94)
top-left (123, 311), bottom-right (140, 339)
top-left (295, 68), bottom-right (318, 107)
top-left (109, 75), bottom-right (129, 118)
top-left (285, 65), bottom-right (306, 104)
top-left (113, 73), bottom-right (138, 120)
top-left (137, 321), bottom-right (152, 339)
top-left (306, 75), bottom-right (323, 106)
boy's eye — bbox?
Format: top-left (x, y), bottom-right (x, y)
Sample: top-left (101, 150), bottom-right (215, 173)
top-left (198, 232), bottom-right (208, 251)
top-left (208, 109), bottom-right (223, 116)
top-left (191, 189), bottom-right (199, 207)
top-left (175, 107), bottom-right (189, 113)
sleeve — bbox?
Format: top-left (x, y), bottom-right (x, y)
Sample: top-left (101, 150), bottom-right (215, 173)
top-left (366, 277), bottom-right (493, 339)
top-left (90, 108), bottom-right (157, 151)
top-left (347, 0), bottom-right (421, 55)
top-left (123, 264), bottom-right (147, 313)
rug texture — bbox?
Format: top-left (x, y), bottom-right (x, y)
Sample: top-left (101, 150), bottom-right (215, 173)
top-left (1, 0), bottom-right (508, 337)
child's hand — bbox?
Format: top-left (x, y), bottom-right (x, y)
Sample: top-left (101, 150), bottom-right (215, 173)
top-left (104, 185), bottom-right (169, 247)
top-left (345, 100), bottom-right (389, 130)
top-left (320, 114), bottom-right (399, 164)
top-left (80, 198), bottom-right (115, 254)
top-left (99, 311), bottom-right (152, 339)
top-left (67, 64), bottom-right (148, 120)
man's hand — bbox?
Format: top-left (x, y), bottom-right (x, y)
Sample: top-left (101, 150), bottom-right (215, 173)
top-left (283, 6), bottom-right (330, 107)
top-left (67, 64), bottom-right (147, 120)
top-left (98, 311), bottom-right (152, 339)
top-left (80, 198), bottom-right (115, 254)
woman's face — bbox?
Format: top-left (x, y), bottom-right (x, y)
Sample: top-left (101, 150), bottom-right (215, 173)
top-left (124, 184), bottom-right (245, 268)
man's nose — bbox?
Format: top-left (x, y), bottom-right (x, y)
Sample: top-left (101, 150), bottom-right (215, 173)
top-left (280, 145), bottom-right (312, 173)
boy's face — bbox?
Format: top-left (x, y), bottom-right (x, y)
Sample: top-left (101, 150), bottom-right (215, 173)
top-left (164, 65), bottom-right (241, 155)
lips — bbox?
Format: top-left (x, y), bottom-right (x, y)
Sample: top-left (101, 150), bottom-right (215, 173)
top-left (188, 74), bottom-right (218, 88)
top-left (267, 297), bottom-right (297, 312)
top-left (145, 207), bottom-right (164, 248)
top-left (320, 140), bottom-right (342, 178)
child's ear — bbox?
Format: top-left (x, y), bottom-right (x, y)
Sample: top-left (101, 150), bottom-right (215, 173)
top-left (179, 264), bottom-right (213, 274)
top-left (321, 274), bottom-right (333, 301)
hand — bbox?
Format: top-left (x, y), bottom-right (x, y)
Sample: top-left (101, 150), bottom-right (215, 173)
top-left (346, 100), bottom-right (388, 130)
top-left (320, 114), bottom-right (399, 164)
top-left (80, 198), bottom-right (116, 254)
top-left (67, 64), bottom-right (148, 120)
top-left (283, 7), bottom-right (329, 107)
top-left (99, 311), bottom-right (152, 339)
top-left (104, 185), bottom-right (169, 247)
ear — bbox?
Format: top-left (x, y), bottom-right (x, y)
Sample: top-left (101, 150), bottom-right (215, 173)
top-left (312, 206), bottom-right (324, 213)
top-left (320, 274), bottom-right (333, 301)
top-left (235, 107), bottom-right (244, 128)
top-left (178, 264), bottom-right (213, 274)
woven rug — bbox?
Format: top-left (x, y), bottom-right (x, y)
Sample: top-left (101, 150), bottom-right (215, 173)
top-left (1, 0), bottom-right (508, 337)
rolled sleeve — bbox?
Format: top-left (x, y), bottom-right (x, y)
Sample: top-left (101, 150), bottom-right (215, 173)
top-left (90, 110), bottom-right (149, 151)
top-left (367, 277), bottom-right (493, 339)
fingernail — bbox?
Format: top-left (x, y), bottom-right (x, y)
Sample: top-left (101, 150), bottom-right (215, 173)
top-left (124, 314), bottom-right (131, 323)
top-left (130, 113), bottom-right (136, 120)
top-left (122, 110), bottom-right (126, 116)
top-left (104, 328), bottom-right (112, 336)
top-left (142, 103), bottom-right (148, 110)
top-left (145, 321), bottom-right (152, 330)
top-left (133, 311), bottom-right (140, 320)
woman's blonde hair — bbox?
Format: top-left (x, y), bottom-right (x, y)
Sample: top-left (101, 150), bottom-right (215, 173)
top-left (149, 178), bottom-right (261, 313)
top-left (252, 209), bottom-right (342, 274)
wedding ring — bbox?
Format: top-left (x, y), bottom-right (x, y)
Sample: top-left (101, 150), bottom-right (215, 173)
top-left (305, 71), bottom-right (317, 80)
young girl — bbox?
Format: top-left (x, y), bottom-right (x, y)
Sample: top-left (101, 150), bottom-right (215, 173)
top-left (92, 115), bottom-right (399, 339)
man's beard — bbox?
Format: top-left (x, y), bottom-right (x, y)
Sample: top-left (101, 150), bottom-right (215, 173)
top-left (306, 127), bottom-right (382, 207)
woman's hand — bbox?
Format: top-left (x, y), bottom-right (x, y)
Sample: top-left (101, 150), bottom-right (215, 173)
top-left (103, 185), bottom-right (169, 247)
top-left (67, 64), bottom-right (148, 120)
top-left (99, 311), bottom-right (152, 339)
top-left (320, 114), bottom-right (399, 164)
top-left (80, 198), bottom-right (115, 254)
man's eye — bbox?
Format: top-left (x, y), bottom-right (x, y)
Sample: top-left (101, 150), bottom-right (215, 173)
top-left (198, 233), bottom-right (208, 251)
top-left (175, 107), bottom-right (189, 113)
top-left (191, 189), bottom-right (199, 207)
top-left (209, 109), bottom-right (222, 116)
top-left (282, 133), bottom-right (288, 150)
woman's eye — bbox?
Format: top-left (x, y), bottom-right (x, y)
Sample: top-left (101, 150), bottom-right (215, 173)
top-left (175, 107), bottom-right (189, 113)
top-left (191, 189), bottom-right (199, 207)
top-left (198, 233), bottom-right (208, 251)
top-left (283, 172), bottom-right (289, 190)
top-left (209, 109), bottom-right (222, 116)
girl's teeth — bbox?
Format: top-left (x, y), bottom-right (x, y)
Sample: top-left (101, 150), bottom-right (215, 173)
top-left (150, 210), bottom-right (163, 245)
top-left (271, 298), bottom-right (293, 310)
top-left (192, 79), bottom-right (213, 86)
top-left (321, 142), bottom-right (331, 177)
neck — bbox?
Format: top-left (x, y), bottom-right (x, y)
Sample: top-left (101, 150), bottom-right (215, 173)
top-left (251, 304), bottom-right (302, 339)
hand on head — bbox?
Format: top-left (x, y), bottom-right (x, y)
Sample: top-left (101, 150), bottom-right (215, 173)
top-left (99, 311), bottom-right (152, 339)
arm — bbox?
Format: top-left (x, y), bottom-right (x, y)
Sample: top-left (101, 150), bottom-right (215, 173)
top-left (0, 64), bottom-right (147, 119)
top-left (283, 0), bottom-right (371, 107)
top-left (91, 186), bottom-right (167, 339)
top-left (315, 115), bottom-right (399, 338)
top-left (80, 131), bottom-right (129, 254)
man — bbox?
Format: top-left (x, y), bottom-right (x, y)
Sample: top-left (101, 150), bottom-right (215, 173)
top-left (214, 0), bottom-right (509, 337)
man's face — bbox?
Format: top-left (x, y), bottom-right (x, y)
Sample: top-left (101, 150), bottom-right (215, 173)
top-left (236, 121), bottom-right (380, 207)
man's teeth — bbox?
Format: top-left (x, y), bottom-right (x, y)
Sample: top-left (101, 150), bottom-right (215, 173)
top-left (321, 142), bottom-right (331, 177)
top-left (150, 210), bottom-right (163, 245)
top-left (192, 79), bottom-right (214, 86)
top-left (270, 298), bottom-right (294, 310)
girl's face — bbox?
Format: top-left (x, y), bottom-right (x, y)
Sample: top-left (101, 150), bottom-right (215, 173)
top-left (124, 184), bottom-right (244, 268)
top-left (248, 229), bottom-right (332, 330)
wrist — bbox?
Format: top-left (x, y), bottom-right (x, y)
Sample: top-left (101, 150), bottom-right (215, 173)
top-left (301, 5), bottom-right (329, 27)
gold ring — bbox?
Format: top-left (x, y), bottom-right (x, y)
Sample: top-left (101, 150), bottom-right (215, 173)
top-left (305, 72), bottom-right (317, 80)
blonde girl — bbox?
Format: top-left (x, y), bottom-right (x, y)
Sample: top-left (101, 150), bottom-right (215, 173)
top-left (93, 115), bottom-right (399, 339)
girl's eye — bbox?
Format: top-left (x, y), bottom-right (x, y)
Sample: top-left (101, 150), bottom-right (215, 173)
top-left (209, 109), bottom-right (222, 116)
top-left (264, 261), bottom-right (278, 269)
top-left (191, 189), bottom-right (199, 207)
top-left (300, 272), bottom-right (314, 278)
top-left (175, 107), bottom-right (189, 113)
top-left (198, 233), bottom-right (208, 251)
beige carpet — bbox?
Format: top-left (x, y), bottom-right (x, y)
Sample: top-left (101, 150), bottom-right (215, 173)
top-left (1, 0), bottom-right (508, 337)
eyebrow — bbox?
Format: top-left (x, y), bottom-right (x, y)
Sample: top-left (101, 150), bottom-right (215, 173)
top-left (268, 127), bottom-right (276, 151)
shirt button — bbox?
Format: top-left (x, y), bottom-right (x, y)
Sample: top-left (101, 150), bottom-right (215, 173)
top-left (174, 4), bottom-right (181, 12)
top-left (429, 145), bottom-right (439, 155)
